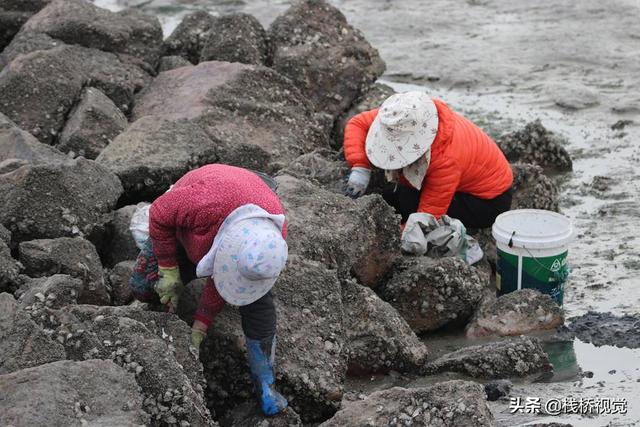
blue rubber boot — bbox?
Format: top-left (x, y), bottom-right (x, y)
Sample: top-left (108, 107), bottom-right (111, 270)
top-left (245, 335), bottom-right (288, 416)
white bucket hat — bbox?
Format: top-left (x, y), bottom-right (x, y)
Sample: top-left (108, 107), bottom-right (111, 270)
top-left (365, 91), bottom-right (439, 170)
top-left (196, 204), bottom-right (288, 306)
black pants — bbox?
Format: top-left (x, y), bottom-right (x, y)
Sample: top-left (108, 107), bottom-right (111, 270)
top-left (382, 184), bottom-right (513, 229)
top-left (177, 247), bottom-right (276, 340)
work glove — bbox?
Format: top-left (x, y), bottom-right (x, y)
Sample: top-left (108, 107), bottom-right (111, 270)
top-left (155, 266), bottom-right (183, 312)
top-left (344, 167), bottom-right (371, 199)
top-left (190, 320), bottom-right (208, 356)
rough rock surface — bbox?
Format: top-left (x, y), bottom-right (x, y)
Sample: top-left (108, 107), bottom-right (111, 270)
top-left (0, 223), bottom-right (10, 244)
top-left (15, 274), bottom-right (84, 309)
top-left (0, 147), bottom-right (123, 246)
top-left (0, 43), bottom-right (150, 143)
top-left (158, 54), bottom-right (192, 72)
top-left (424, 337), bottom-right (552, 379)
top-left (200, 13), bottom-right (269, 65)
top-left (201, 257), bottom-right (346, 423)
top-left (484, 379), bottom-right (512, 401)
top-left (275, 174), bottom-right (400, 286)
top-left (21, 0), bottom-right (162, 67)
top-left (567, 311), bottom-right (640, 349)
top-left (57, 87), bottom-right (127, 159)
top-left (269, 0), bottom-right (385, 119)
top-left (163, 10), bottom-right (216, 64)
top-left (103, 203), bottom-right (146, 266)
top-left (0, 0), bottom-right (51, 51)
top-left (511, 162), bottom-right (560, 211)
top-left (108, 260), bottom-right (135, 306)
top-left (466, 289), bottom-right (565, 338)
top-left (0, 359), bottom-right (148, 426)
top-left (277, 149), bottom-right (349, 194)
top-left (97, 116), bottom-right (218, 201)
top-left (220, 403), bottom-right (302, 427)
top-left (380, 256), bottom-right (488, 333)
top-left (0, 292), bottom-right (66, 374)
top-left (342, 279), bottom-right (428, 375)
top-left (320, 380), bottom-right (494, 427)
top-left (0, 239), bottom-right (20, 293)
top-left (333, 82), bottom-right (396, 149)
top-left (18, 237), bottom-right (109, 305)
top-left (498, 120), bottom-right (572, 172)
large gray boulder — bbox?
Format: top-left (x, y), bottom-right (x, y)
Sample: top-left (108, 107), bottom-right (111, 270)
top-left (466, 289), bottom-right (565, 338)
top-left (342, 279), bottom-right (428, 375)
top-left (96, 116), bottom-right (219, 201)
top-left (107, 260), bottom-right (135, 306)
top-left (0, 359), bottom-right (148, 426)
top-left (320, 380), bottom-right (494, 427)
top-left (0, 111), bottom-right (67, 165)
top-left (424, 337), bottom-right (553, 379)
top-left (57, 86), bottom-right (127, 159)
top-left (21, 0), bottom-right (162, 68)
top-left (498, 120), bottom-right (572, 172)
top-left (200, 13), bottom-right (269, 65)
top-left (15, 274), bottom-right (84, 310)
top-left (158, 55), bottom-right (192, 72)
top-left (18, 237), bottom-right (109, 305)
top-left (163, 10), bottom-right (216, 64)
top-left (380, 256), bottom-right (488, 333)
top-left (201, 257), bottom-right (346, 423)
top-left (0, 44), bottom-right (150, 143)
top-left (0, 292), bottom-right (66, 374)
top-left (275, 174), bottom-right (400, 287)
top-left (131, 61), bottom-right (328, 171)
top-left (511, 162), bottom-right (560, 211)
top-left (269, 0), bottom-right (385, 120)
top-left (276, 149), bottom-right (349, 194)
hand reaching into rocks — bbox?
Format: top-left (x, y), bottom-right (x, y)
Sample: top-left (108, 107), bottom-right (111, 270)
top-left (155, 266), bottom-right (183, 313)
top-left (344, 167), bottom-right (371, 198)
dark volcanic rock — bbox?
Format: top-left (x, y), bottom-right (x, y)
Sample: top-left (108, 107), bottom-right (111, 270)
top-left (200, 13), bottom-right (268, 65)
top-left (158, 54), bottom-right (192, 72)
top-left (333, 82), bottom-right (396, 149)
top-left (567, 311), bottom-right (640, 349)
top-left (107, 260), bottom-right (135, 306)
top-left (15, 274), bottom-right (84, 309)
top-left (484, 379), bottom-right (512, 401)
top-left (511, 162), bottom-right (560, 211)
top-left (0, 111), bottom-right (68, 165)
top-left (0, 292), bottom-right (66, 374)
top-left (269, 0), bottom-right (385, 120)
top-left (220, 403), bottom-right (302, 427)
top-left (97, 116), bottom-right (219, 201)
top-left (424, 337), bottom-right (552, 379)
top-left (202, 257), bottom-right (346, 423)
top-left (0, 44), bottom-right (150, 143)
top-left (58, 87), bottom-right (127, 159)
top-left (0, 0), bottom-right (51, 51)
top-left (0, 239), bottom-right (20, 293)
top-left (163, 10), bottom-right (216, 64)
top-left (498, 120), bottom-right (572, 172)
top-left (320, 380), bottom-right (494, 427)
top-left (18, 237), bottom-right (109, 305)
top-left (0, 359), bottom-right (148, 426)
top-left (466, 289), bottom-right (565, 338)
top-left (104, 203), bottom-right (146, 267)
top-left (342, 279), bottom-right (428, 375)
top-left (277, 149), bottom-right (349, 194)
top-left (275, 174), bottom-right (400, 287)
top-left (22, 0), bottom-right (162, 67)
top-left (379, 256), bottom-right (488, 333)
top-left (115, 61), bottom-right (328, 192)
top-left (0, 223), bottom-right (10, 244)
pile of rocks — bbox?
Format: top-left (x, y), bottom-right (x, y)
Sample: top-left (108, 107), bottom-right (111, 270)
top-left (0, 0), bottom-right (569, 425)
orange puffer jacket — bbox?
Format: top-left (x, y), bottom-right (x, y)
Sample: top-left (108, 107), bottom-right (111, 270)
top-left (344, 99), bottom-right (513, 218)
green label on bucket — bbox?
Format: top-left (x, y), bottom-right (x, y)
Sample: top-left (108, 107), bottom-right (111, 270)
top-left (496, 249), bottom-right (568, 305)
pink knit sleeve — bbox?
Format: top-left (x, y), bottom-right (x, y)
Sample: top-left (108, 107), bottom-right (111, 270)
top-left (193, 278), bottom-right (226, 327)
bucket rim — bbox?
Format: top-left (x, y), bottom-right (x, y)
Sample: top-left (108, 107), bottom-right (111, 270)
top-left (492, 209), bottom-right (574, 249)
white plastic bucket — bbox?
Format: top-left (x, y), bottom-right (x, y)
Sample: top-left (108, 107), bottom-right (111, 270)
top-left (492, 209), bottom-right (573, 305)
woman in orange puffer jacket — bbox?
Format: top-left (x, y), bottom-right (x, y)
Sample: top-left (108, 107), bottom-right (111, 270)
top-left (343, 91), bottom-right (513, 229)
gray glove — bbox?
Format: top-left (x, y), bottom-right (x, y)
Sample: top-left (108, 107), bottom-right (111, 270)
top-left (344, 167), bottom-right (371, 198)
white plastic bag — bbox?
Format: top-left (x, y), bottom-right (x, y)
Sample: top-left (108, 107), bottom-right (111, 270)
top-left (129, 203), bottom-right (151, 249)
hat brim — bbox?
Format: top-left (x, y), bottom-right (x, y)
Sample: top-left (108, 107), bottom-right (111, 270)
top-left (365, 98), bottom-right (438, 170)
top-left (212, 220), bottom-right (281, 306)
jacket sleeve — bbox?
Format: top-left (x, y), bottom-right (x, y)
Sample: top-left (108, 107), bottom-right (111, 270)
top-left (149, 189), bottom-right (184, 268)
top-left (193, 278), bottom-right (226, 327)
top-left (343, 109), bottom-right (379, 169)
top-left (417, 156), bottom-right (461, 219)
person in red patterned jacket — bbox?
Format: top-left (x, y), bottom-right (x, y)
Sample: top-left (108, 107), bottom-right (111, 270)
top-left (134, 164), bottom-right (289, 416)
